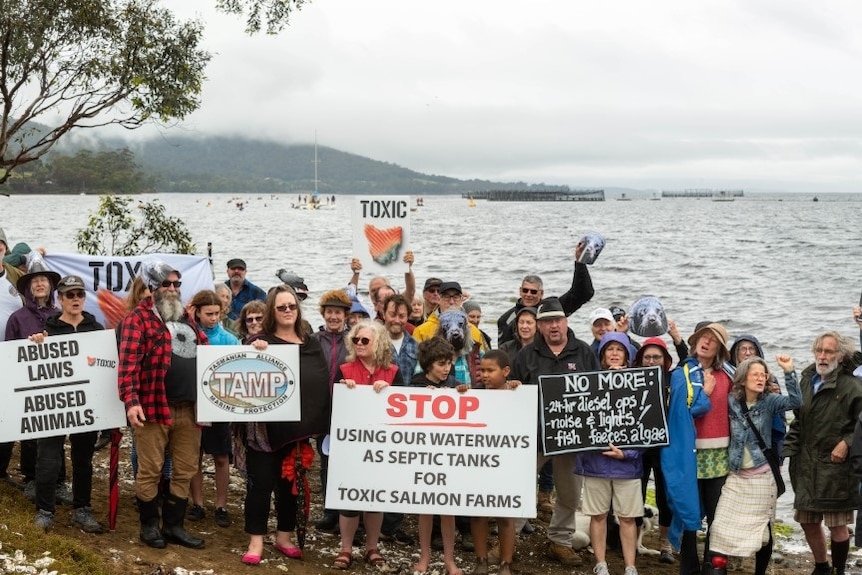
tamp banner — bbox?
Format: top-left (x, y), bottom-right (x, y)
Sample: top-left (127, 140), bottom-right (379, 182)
top-left (44, 253), bottom-right (213, 329)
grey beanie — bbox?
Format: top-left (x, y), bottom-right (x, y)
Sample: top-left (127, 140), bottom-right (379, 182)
top-left (140, 259), bottom-right (181, 291)
top-left (0, 228), bottom-right (7, 248)
top-left (462, 299), bottom-right (481, 314)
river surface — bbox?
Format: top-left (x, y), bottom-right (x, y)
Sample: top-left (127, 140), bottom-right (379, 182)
top-left (6, 191), bottom-right (861, 551)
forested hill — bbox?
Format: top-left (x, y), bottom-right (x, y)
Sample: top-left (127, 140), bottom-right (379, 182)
top-left (134, 136), bottom-right (553, 196)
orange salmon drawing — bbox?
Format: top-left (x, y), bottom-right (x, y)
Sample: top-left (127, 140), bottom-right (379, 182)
top-left (97, 289), bottom-right (127, 329)
top-left (363, 224), bottom-right (403, 265)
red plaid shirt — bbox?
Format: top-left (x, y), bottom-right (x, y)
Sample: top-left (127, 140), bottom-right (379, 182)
top-left (117, 297), bottom-right (208, 425)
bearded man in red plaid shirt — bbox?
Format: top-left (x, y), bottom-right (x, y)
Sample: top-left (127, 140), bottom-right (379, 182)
top-left (118, 259), bottom-right (209, 550)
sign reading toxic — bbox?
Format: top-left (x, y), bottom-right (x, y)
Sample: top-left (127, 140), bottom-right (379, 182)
top-left (352, 195), bottom-right (411, 276)
top-left (196, 345), bottom-right (301, 422)
top-left (326, 385), bottom-right (537, 517)
top-left (539, 366), bottom-right (668, 455)
top-left (0, 330), bottom-right (126, 442)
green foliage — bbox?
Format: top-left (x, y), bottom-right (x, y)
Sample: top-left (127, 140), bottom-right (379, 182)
top-left (49, 148), bottom-right (152, 193)
top-left (215, 0), bottom-right (308, 34)
top-left (0, 484), bottom-right (117, 575)
top-left (76, 195), bottom-right (195, 256)
top-left (0, 0), bottom-right (211, 183)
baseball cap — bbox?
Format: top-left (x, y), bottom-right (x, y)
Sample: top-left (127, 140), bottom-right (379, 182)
top-left (589, 307), bottom-right (615, 325)
top-left (423, 278), bottom-right (443, 291)
top-left (57, 275), bottom-right (86, 294)
top-left (536, 297), bottom-right (565, 320)
top-left (227, 258), bottom-right (247, 270)
top-left (439, 281), bottom-right (462, 295)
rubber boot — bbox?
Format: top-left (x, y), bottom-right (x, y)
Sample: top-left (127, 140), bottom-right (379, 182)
top-left (137, 497), bottom-right (166, 549)
top-left (161, 494), bottom-right (205, 549)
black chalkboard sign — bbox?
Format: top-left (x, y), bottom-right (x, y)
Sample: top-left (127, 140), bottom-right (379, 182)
top-left (538, 366), bottom-right (668, 455)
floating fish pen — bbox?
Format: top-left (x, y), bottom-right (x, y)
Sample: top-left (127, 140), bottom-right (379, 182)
top-left (464, 189), bottom-right (605, 202)
top-left (661, 189), bottom-right (744, 198)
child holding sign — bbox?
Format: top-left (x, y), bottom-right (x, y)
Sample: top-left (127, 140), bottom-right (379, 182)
top-left (459, 351), bottom-right (520, 575)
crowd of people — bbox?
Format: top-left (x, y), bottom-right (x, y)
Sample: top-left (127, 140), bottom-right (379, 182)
top-left (1, 232), bottom-right (862, 575)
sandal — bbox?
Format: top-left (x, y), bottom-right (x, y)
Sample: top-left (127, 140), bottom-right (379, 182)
top-left (334, 551), bottom-right (353, 570)
top-left (364, 548), bottom-right (386, 568)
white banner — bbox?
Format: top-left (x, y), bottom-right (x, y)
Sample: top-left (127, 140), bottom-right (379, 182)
top-left (351, 196), bottom-right (411, 277)
top-left (326, 385), bottom-right (537, 517)
top-left (196, 345), bottom-right (301, 422)
top-left (43, 253), bottom-right (214, 329)
top-left (0, 331), bottom-right (126, 442)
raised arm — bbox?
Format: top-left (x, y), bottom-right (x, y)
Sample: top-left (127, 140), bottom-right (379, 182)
top-left (402, 251), bottom-right (416, 302)
top-left (559, 245), bottom-right (595, 316)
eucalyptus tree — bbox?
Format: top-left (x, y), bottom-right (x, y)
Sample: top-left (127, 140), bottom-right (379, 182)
top-left (0, 0), bottom-right (210, 184)
top-left (216, 0), bottom-right (308, 34)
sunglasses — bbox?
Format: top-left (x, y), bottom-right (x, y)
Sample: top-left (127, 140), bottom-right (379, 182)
top-left (161, 280), bottom-right (182, 288)
top-left (64, 290), bottom-right (86, 299)
top-left (351, 336), bottom-right (371, 346)
top-left (425, 287), bottom-right (440, 294)
top-left (245, 315), bottom-right (264, 324)
top-left (275, 303), bottom-right (298, 313)
top-left (520, 287), bottom-right (540, 295)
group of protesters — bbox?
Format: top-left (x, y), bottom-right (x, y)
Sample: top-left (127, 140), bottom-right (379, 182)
top-left (2, 232), bottom-right (862, 575)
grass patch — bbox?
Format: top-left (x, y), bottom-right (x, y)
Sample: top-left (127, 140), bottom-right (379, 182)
top-left (772, 520), bottom-right (796, 538)
top-left (0, 483), bottom-right (116, 575)
top-left (645, 487), bottom-right (656, 507)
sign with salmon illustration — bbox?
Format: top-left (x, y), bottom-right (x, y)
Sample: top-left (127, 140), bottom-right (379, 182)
top-left (44, 253), bottom-right (213, 329)
top-left (352, 196), bottom-right (411, 276)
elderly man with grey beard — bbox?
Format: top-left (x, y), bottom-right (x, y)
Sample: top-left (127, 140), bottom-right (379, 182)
top-left (785, 331), bottom-right (862, 575)
top-left (117, 260), bottom-right (209, 550)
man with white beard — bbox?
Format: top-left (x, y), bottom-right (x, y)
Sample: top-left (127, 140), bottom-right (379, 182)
top-left (785, 331), bottom-right (862, 575)
top-left (118, 260), bottom-right (209, 550)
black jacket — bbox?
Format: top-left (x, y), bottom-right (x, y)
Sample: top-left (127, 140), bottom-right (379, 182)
top-left (45, 311), bottom-right (104, 335)
top-left (511, 328), bottom-right (599, 385)
top-left (497, 262), bottom-right (594, 346)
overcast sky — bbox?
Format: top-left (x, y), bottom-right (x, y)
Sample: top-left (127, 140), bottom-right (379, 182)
top-left (134, 1), bottom-right (862, 193)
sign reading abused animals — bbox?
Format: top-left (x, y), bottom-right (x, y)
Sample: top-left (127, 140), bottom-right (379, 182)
top-left (352, 195), bottom-right (411, 276)
top-left (539, 366), bottom-right (668, 455)
top-left (0, 330), bottom-right (127, 442)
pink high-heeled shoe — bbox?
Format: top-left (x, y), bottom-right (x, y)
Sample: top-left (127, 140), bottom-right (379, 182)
top-left (241, 552), bottom-right (262, 565)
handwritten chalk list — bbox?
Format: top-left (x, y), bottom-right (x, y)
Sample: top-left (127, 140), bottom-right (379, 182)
top-left (539, 366), bottom-right (668, 455)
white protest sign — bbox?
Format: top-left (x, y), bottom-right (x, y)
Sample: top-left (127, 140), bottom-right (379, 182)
top-left (351, 196), bottom-right (411, 276)
top-left (196, 345), bottom-right (301, 422)
top-left (326, 385), bottom-right (537, 517)
top-left (0, 330), bottom-right (126, 442)
top-left (44, 253), bottom-right (214, 330)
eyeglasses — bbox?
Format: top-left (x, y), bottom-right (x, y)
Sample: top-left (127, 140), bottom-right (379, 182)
top-left (737, 344), bottom-right (758, 354)
top-left (64, 290), bottom-right (86, 299)
top-left (351, 336), bottom-right (371, 346)
top-left (751, 372), bottom-right (770, 380)
top-left (229, 266), bottom-right (245, 271)
top-left (641, 354), bottom-right (665, 363)
top-left (245, 316), bottom-right (263, 324)
top-left (425, 287), bottom-right (440, 294)
top-left (521, 287), bottom-right (540, 295)
top-left (442, 293), bottom-right (462, 301)
top-left (275, 303), bottom-right (298, 313)
top-left (160, 280), bottom-right (182, 288)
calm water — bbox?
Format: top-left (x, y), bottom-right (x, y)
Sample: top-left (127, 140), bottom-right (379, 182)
top-left (6, 192), bottom-right (861, 548)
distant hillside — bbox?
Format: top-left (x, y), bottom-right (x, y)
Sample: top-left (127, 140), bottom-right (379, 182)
top-left (132, 136), bottom-right (562, 196)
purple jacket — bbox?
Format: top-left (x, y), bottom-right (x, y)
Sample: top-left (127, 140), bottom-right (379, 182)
top-left (575, 448), bottom-right (643, 479)
top-left (5, 285), bottom-right (56, 341)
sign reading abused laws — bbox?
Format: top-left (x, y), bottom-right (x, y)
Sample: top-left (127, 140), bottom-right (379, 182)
top-left (0, 330), bottom-right (126, 442)
top-left (539, 366), bottom-right (668, 455)
top-left (326, 385), bottom-right (537, 517)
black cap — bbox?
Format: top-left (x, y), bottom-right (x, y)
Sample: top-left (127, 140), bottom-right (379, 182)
top-left (227, 258), bottom-right (247, 270)
top-left (424, 277), bottom-right (443, 291)
top-left (536, 297), bottom-right (565, 320)
top-left (610, 305), bottom-right (627, 320)
top-left (439, 281), bottom-right (462, 295)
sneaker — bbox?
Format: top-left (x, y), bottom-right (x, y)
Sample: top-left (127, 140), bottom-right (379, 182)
top-left (23, 480), bottom-right (36, 502)
top-left (187, 504), bottom-right (205, 521)
top-left (34, 509), bottom-right (54, 531)
top-left (380, 528), bottom-right (415, 545)
top-left (624, 566), bottom-right (638, 575)
top-left (547, 542), bottom-right (582, 566)
top-left (593, 561), bottom-right (609, 575)
top-left (659, 549), bottom-right (675, 564)
top-left (55, 483), bottom-right (73, 506)
top-left (93, 432), bottom-right (111, 451)
top-left (215, 507), bottom-right (231, 528)
top-left (72, 506), bottom-right (104, 534)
